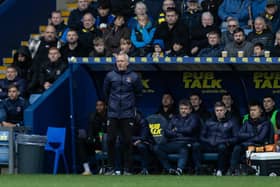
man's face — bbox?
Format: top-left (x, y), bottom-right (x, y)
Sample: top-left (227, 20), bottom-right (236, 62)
top-left (78, 0), bottom-right (89, 11)
top-left (96, 101), bottom-right (106, 114)
top-left (8, 87), bottom-right (19, 100)
top-left (116, 54), bottom-right (129, 71)
top-left (51, 12), bottom-right (62, 26)
top-left (263, 97), bottom-right (275, 112)
top-left (227, 20), bottom-right (238, 33)
top-left (162, 0), bottom-right (175, 12)
top-left (234, 31), bottom-right (245, 44)
top-left (250, 105), bottom-right (262, 120)
top-left (67, 31), bottom-right (78, 44)
top-left (98, 7), bottom-right (109, 17)
top-left (6, 68), bottom-right (17, 81)
top-left (201, 15), bottom-right (213, 27)
top-left (162, 94), bottom-right (173, 107)
top-left (48, 49), bottom-right (61, 62)
top-left (266, 5), bottom-right (277, 15)
top-left (17, 53), bottom-right (26, 62)
top-left (179, 104), bottom-right (192, 117)
top-left (165, 11), bottom-right (178, 26)
top-left (83, 14), bottom-right (94, 29)
top-left (44, 26), bottom-right (56, 42)
top-left (190, 95), bottom-right (201, 108)
top-left (222, 95), bottom-right (233, 108)
top-left (254, 19), bottom-right (265, 32)
top-left (208, 34), bottom-right (219, 46)
top-left (215, 106), bottom-right (226, 120)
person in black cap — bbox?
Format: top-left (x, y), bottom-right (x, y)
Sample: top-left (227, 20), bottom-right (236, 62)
top-left (262, 0), bottom-right (280, 34)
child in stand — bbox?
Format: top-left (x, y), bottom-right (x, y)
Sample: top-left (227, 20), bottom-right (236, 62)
top-left (253, 42), bottom-right (265, 57)
top-left (147, 39), bottom-right (165, 57)
top-left (89, 37), bottom-right (111, 57)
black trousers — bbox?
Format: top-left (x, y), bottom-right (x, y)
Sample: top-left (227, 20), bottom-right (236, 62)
top-left (107, 118), bottom-right (134, 170)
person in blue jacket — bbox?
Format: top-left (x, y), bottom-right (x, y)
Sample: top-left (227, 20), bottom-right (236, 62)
top-left (218, 0), bottom-right (250, 29)
top-left (154, 99), bottom-right (201, 175)
top-left (0, 85), bottom-right (28, 127)
top-left (228, 100), bottom-right (272, 175)
top-left (192, 101), bottom-right (239, 176)
top-left (103, 52), bottom-right (143, 175)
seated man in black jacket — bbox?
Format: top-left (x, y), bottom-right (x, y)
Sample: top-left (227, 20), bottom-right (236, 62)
top-left (193, 101), bottom-right (239, 176)
top-left (76, 100), bottom-right (107, 175)
top-left (229, 101), bottom-right (271, 175)
top-left (154, 99), bottom-right (201, 175)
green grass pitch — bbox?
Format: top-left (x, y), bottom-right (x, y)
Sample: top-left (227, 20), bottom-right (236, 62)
top-left (0, 175), bottom-right (280, 187)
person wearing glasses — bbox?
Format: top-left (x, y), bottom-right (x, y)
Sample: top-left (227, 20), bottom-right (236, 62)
top-left (221, 18), bottom-right (239, 45)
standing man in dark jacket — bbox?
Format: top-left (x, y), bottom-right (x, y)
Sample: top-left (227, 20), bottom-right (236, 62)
top-left (103, 52), bottom-right (142, 175)
top-left (229, 101), bottom-right (271, 175)
top-left (193, 101), bottom-right (239, 176)
top-left (154, 99), bottom-right (201, 175)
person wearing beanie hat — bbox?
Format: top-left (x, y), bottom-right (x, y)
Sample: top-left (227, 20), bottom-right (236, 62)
top-left (147, 39), bottom-right (165, 57)
top-left (263, 0), bottom-right (280, 33)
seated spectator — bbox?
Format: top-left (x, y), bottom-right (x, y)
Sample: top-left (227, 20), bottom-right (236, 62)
top-left (39, 47), bottom-right (67, 91)
top-left (189, 92), bottom-right (211, 123)
top-left (131, 111), bottom-right (154, 175)
top-left (200, 0), bottom-right (223, 25)
top-left (157, 0), bottom-right (176, 25)
top-left (229, 101), bottom-right (271, 175)
top-left (262, 0), bottom-right (280, 34)
top-left (154, 7), bottom-right (189, 53)
top-left (262, 94), bottom-right (280, 143)
top-left (167, 39), bottom-right (186, 57)
top-left (13, 46), bottom-right (32, 81)
top-left (29, 25), bottom-right (59, 70)
top-left (49, 10), bottom-right (69, 43)
top-left (103, 14), bottom-right (131, 55)
top-left (271, 30), bottom-right (280, 56)
top-left (193, 101), bottom-right (239, 176)
top-left (218, 0), bottom-right (250, 29)
top-left (156, 93), bottom-right (177, 121)
top-left (0, 85), bottom-right (28, 127)
top-left (224, 28), bottom-right (253, 57)
top-left (247, 16), bottom-right (274, 50)
top-left (181, 0), bottom-right (202, 31)
top-left (68, 0), bottom-right (97, 30)
top-left (127, 1), bottom-right (154, 29)
top-left (60, 29), bottom-right (89, 61)
top-left (198, 30), bottom-right (224, 57)
top-left (221, 18), bottom-right (239, 45)
top-left (221, 92), bottom-right (241, 125)
top-left (190, 11), bottom-right (219, 56)
top-left (253, 42), bottom-right (265, 57)
top-left (131, 14), bottom-right (156, 56)
top-left (78, 13), bottom-right (102, 53)
top-left (117, 37), bottom-right (138, 57)
top-left (89, 37), bottom-right (111, 57)
top-left (147, 39), bottom-right (165, 57)
top-left (154, 99), bottom-right (201, 175)
top-left (250, 0), bottom-right (267, 20)
top-left (76, 100), bottom-right (107, 175)
top-left (95, 3), bottom-right (115, 32)
top-left (0, 66), bottom-right (26, 99)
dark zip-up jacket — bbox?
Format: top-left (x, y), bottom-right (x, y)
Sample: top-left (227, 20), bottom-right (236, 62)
top-left (103, 66), bottom-right (142, 119)
top-left (164, 113), bottom-right (201, 143)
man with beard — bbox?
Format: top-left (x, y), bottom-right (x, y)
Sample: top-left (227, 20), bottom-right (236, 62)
top-left (224, 28), bottom-right (253, 57)
top-left (60, 29), bottom-right (88, 61)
